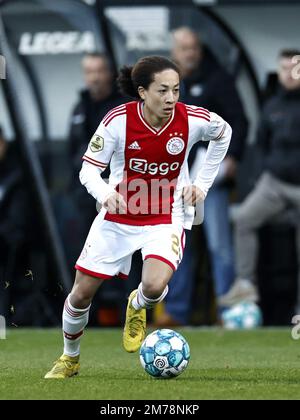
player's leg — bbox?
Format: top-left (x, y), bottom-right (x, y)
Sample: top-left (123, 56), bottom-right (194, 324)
top-left (139, 257), bottom-right (173, 304)
top-left (156, 230), bottom-right (194, 327)
top-left (123, 225), bottom-right (184, 353)
top-left (123, 258), bottom-right (173, 353)
top-left (45, 217), bottom-right (137, 374)
top-left (62, 271), bottom-right (104, 356)
top-left (45, 271), bottom-right (104, 379)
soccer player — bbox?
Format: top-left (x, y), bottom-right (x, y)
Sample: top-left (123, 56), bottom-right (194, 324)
top-left (45, 56), bottom-right (232, 378)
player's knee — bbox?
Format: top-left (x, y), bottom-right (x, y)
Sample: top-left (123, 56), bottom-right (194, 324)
top-left (70, 286), bottom-right (93, 309)
top-left (142, 278), bottom-right (168, 299)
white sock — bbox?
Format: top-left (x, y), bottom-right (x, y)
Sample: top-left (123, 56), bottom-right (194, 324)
top-left (131, 283), bottom-right (169, 310)
top-left (62, 295), bottom-right (90, 357)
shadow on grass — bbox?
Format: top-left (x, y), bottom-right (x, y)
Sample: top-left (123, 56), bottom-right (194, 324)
top-left (183, 368), bottom-right (300, 386)
top-left (80, 367), bottom-right (300, 386)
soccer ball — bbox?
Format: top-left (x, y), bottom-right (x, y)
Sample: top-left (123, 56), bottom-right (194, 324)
top-left (222, 301), bottom-right (263, 330)
top-left (139, 329), bottom-right (190, 379)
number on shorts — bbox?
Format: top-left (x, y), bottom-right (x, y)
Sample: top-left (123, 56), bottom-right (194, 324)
top-left (171, 234), bottom-right (180, 256)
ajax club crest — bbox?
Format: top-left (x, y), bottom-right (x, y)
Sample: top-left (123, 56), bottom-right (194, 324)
top-left (166, 136), bottom-right (185, 155)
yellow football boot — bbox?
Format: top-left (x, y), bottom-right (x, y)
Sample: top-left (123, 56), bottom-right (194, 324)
top-left (44, 354), bottom-right (80, 379)
top-left (123, 289), bottom-right (146, 353)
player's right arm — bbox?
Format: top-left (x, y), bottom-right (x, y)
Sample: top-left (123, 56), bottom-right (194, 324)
top-left (187, 107), bottom-right (232, 199)
top-left (79, 118), bottom-right (126, 214)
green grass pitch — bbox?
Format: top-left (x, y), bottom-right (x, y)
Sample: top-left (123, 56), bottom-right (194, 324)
top-left (0, 328), bottom-right (300, 400)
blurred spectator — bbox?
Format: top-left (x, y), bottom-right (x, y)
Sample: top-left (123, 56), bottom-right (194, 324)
top-left (59, 53), bottom-right (126, 268)
top-left (0, 126), bottom-right (30, 318)
top-left (155, 27), bottom-right (248, 326)
top-left (219, 50), bottom-right (300, 312)
top-left (69, 53), bottom-right (125, 186)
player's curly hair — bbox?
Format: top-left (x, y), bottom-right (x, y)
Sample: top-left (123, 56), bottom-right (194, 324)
top-left (117, 56), bottom-right (180, 100)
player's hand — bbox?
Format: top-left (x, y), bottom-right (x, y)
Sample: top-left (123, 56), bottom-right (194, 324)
top-left (103, 192), bottom-right (127, 214)
top-left (182, 185), bottom-right (205, 206)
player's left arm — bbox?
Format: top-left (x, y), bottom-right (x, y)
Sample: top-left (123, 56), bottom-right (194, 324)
top-left (79, 120), bottom-right (117, 205)
top-left (189, 112), bottom-right (232, 203)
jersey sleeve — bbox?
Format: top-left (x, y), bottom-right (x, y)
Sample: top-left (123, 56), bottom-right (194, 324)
top-left (189, 110), bottom-right (232, 197)
top-left (82, 118), bottom-right (118, 170)
top-left (186, 105), bottom-right (211, 145)
top-left (203, 112), bottom-right (227, 142)
top-left (187, 106), bottom-right (227, 145)
top-left (79, 112), bottom-right (121, 204)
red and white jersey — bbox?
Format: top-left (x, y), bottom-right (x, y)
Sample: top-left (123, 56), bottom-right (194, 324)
top-left (81, 101), bottom-right (231, 227)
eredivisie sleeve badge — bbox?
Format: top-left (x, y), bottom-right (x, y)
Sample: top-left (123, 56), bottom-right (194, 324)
top-left (90, 135), bottom-right (104, 152)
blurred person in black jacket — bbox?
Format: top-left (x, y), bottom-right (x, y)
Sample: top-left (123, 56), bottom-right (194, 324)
top-left (154, 27), bottom-right (248, 326)
top-left (69, 53), bottom-right (126, 184)
top-left (65, 53), bottom-right (126, 261)
top-left (0, 126), bottom-right (30, 318)
top-left (219, 50), bottom-right (300, 312)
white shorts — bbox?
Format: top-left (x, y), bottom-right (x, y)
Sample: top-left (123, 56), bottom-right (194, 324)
top-left (75, 214), bottom-right (185, 280)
